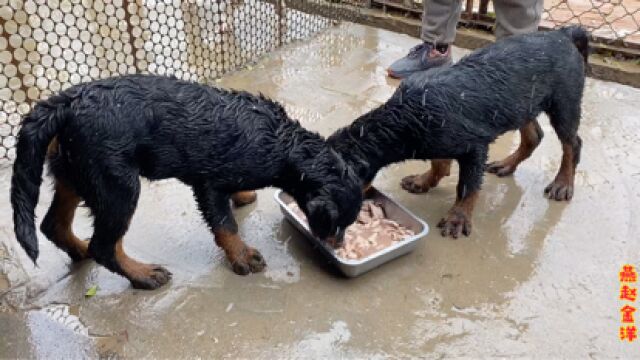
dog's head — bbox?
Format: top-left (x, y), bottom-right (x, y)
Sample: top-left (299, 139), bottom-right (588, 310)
top-left (297, 150), bottom-right (363, 246)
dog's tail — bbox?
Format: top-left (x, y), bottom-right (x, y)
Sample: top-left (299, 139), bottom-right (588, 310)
top-left (559, 25), bottom-right (589, 70)
top-left (11, 94), bottom-right (71, 264)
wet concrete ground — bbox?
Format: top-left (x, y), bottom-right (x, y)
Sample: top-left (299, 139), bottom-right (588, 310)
top-left (1, 23), bottom-right (640, 358)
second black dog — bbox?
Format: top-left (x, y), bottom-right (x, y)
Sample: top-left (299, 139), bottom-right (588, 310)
top-left (328, 26), bottom-right (588, 238)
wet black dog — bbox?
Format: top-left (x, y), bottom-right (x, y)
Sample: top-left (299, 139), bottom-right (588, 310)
top-left (11, 74), bottom-right (363, 289)
top-left (328, 26), bottom-right (588, 238)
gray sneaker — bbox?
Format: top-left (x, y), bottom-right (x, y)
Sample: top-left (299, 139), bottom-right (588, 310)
top-left (387, 43), bottom-right (452, 79)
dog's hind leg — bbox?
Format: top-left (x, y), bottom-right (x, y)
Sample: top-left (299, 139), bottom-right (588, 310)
top-left (231, 191), bottom-right (257, 207)
top-left (486, 119), bottom-right (544, 177)
top-left (544, 98), bottom-right (582, 201)
top-left (192, 182), bottom-right (266, 275)
top-left (401, 159), bottom-right (453, 193)
top-left (87, 175), bottom-right (172, 289)
top-left (40, 180), bottom-right (90, 262)
top-left (437, 147), bottom-right (488, 238)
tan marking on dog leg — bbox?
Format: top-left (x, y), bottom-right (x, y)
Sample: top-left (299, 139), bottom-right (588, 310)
top-left (401, 159), bottom-right (452, 193)
top-left (44, 181), bottom-right (89, 261)
top-left (114, 238), bottom-right (172, 289)
top-left (487, 121), bottom-right (542, 177)
top-left (545, 141), bottom-right (577, 201)
top-left (213, 229), bottom-right (265, 275)
top-left (437, 190), bottom-right (479, 238)
top-left (231, 191), bottom-right (257, 207)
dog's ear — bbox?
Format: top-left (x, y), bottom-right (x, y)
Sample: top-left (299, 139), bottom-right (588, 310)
top-left (305, 196), bottom-right (339, 240)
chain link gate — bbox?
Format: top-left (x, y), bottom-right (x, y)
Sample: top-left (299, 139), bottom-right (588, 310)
top-left (541, 1), bottom-right (639, 49)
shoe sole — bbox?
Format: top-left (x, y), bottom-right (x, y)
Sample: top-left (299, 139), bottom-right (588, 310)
top-left (387, 58), bottom-right (453, 79)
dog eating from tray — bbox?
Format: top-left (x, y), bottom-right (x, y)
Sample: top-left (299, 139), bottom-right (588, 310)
top-left (10, 74), bottom-right (363, 289)
top-left (328, 26), bottom-right (588, 238)
top-left (288, 200), bottom-right (415, 260)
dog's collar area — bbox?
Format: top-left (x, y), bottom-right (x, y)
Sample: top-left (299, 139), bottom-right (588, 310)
top-left (328, 148), bottom-right (352, 180)
top-left (332, 134), bottom-right (375, 184)
top-left (272, 124), bottom-right (325, 195)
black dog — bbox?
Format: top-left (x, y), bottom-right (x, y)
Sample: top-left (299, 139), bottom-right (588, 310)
top-left (328, 26), bottom-right (588, 238)
top-left (11, 74), bottom-right (363, 289)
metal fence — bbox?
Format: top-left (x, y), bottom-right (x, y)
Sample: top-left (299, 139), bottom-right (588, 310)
top-left (0, 0), bottom-right (352, 165)
top-left (541, 0), bottom-right (639, 48)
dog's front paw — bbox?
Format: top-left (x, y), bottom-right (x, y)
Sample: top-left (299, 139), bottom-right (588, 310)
top-left (486, 160), bottom-right (517, 177)
top-left (544, 179), bottom-right (574, 201)
top-left (401, 174), bottom-right (431, 194)
top-left (129, 265), bottom-right (173, 290)
top-left (231, 247), bottom-right (266, 275)
top-left (437, 211), bottom-right (472, 238)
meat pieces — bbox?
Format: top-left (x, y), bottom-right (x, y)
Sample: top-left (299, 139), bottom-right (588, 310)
top-left (288, 200), bottom-right (415, 260)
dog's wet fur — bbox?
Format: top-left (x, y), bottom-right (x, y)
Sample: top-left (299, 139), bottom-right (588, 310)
top-left (329, 26), bottom-right (588, 238)
top-left (11, 74), bottom-right (362, 289)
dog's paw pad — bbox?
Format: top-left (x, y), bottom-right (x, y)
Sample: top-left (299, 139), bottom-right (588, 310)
top-left (130, 265), bottom-right (172, 290)
top-left (231, 247), bottom-right (266, 275)
top-left (401, 175), bottom-right (430, 194)
top-left (232, 261), bottom-right (251, 275)
top-left (544, 181), bottom-right (574, 201)
top-left (437, 213), bottom-right (472, 239)
top-left (248, 250), bottom-right (266, 272)
top-left (486, 161), bottom-right (516, 177)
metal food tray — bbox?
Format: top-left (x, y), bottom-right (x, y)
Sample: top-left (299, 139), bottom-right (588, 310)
top-left (274, 188), bottom-right (429, 277)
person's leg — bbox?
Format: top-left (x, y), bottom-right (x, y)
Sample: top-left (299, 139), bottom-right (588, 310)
top-left (421, 0), bottom-right (463, 45)
top-left (493, 0), bottom-right (543, 39)
top-left (387, 0), bottom-right (461, 78)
